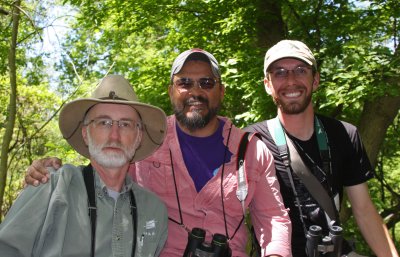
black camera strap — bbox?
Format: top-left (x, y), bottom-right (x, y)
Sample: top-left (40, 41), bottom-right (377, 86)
top-left (286, 133), bottom-right (338, 222)
top-left (82, 164), bottom-right (97, 257)
top-left (82, 164), bottom-right (137, 257)
top-left (266, 117), bottom-right (339, 231)
top-left (168, 149), bottom-right (187, 231)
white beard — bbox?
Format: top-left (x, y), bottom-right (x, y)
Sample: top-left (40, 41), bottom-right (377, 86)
top-left (86, 129), bottom-right (138, 168)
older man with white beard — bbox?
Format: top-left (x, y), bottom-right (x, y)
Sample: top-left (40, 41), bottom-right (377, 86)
top-left (0, 75), bottom-right (169, 257)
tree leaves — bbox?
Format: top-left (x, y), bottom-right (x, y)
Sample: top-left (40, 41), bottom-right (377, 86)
top-left (1, 0), bottom-right (399, 250)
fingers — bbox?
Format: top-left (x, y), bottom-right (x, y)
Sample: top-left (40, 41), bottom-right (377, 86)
top-left (24, 172), bottom-right (40, 187)
top-left (25, 157), bottom-right (63, 186)
top-left (44, 157), bottom-right (62, 169)
top-left (25, 157), bottom-right (56, 186)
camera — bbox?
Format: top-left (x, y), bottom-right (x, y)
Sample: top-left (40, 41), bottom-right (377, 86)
top-left (183, 227), bottom-right (232, 257)
top-left (306, 225), bottom-right (343, 257)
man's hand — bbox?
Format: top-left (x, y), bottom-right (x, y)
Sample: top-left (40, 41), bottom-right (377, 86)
top-left (25, 157), bottom-right (62, 186)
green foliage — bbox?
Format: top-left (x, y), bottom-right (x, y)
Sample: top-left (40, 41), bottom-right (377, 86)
top-left (0, 0), bottom-right (84, 218)
top-left (1, 81), bottom-right (67, 217)
top-left (1, 0), bottom-right (399, 251)
top-left (48, 1), bottom-right (400, 250)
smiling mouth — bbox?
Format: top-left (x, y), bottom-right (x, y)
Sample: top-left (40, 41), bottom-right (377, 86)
top-left (283, 91), bottom-right (302, 98)
top-left (185, 99), bottom-right (208, 111)
top-left (185, 95), bottom-right (209, 106)
top-left (187, 105), bottom-right (206, 113)
top-left (187, 101), bottom-right (204, 106)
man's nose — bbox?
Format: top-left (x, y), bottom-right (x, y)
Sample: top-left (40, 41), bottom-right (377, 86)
top-left (108, 122), bottom-right (122, 139)
top-left (188, 82), bottom-right (204, 95)
top-left (286, 70), bottom-right (297, 84)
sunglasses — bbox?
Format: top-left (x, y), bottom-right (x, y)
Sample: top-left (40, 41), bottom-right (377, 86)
top-left (173, 77), bottom-right (218, 91)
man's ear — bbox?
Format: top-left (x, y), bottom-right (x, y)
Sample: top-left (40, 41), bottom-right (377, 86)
top-left (82, 126), bottom-right (89, 145)
top-left (135, 129), bottom-right (143, 149)
top-left (264, 77), bottom-right (272, 95)
top-left (168, 84), bottom-right (174, 101)
top-left (312, 72), bottom-right (320, 92)
top-left (219, 83), bottom-right (225, 101)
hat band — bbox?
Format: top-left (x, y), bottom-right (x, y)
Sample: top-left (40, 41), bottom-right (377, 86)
top-left (99, 91), bottom-right (129, 101)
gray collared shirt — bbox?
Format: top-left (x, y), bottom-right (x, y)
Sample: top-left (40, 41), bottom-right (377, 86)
top-left (0, 164), bottom-right (168, 257)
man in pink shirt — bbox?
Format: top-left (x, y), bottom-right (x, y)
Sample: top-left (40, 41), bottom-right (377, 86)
top-left (26, 49), bottom-right (292, 257)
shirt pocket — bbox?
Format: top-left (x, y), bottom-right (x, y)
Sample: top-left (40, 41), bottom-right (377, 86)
top-left (136, 228), bottom-right (159, 257)
top-left (217, 165), bottom-right (245, 214)
top-left (135, 148), bottom-right (176, 197)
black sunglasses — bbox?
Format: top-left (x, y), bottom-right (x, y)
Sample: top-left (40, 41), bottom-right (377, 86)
top-left (173, 77), bottom-right (218, 90)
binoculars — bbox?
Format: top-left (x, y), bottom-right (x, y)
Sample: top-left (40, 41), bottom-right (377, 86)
top-left (306, 225), bottom-right (343, 257)
top-left (183, 227), bottom-right (232, 257)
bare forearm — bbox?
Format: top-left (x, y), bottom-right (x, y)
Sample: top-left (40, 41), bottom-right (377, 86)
top-left (346, 184), bottom-right (398, 257)
top-left (353, 204), bottom-right (398, 257)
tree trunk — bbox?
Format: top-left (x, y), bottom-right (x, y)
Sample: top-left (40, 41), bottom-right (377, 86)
top-left (254, 0), bottom-right (285, 49)
top-left (340, 95), bottom-right (400, 226)
top-left (0, 0), bottom-right (21, 219)
top-left (359, 96), bottom-right (400, 168)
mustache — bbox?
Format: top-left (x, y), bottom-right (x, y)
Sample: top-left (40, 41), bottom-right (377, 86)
top-left (184, 96), bottom-right (209, 106)
top-left (102, 141), bottom-right (124, 149)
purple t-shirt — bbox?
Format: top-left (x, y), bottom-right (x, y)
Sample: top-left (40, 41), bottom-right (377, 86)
top-left (176, 120), bottom-right (233, 192)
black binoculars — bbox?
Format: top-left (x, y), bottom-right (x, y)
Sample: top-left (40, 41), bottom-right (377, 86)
top-left (306, 225), bottom-right (343, 257)
top-left (183, 227), bottom-right (232, 257)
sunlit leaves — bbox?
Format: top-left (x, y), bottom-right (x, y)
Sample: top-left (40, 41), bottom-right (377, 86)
top-left (2, 0), bottom-right (398, 247)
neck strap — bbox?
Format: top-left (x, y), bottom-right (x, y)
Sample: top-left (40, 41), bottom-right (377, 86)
top-left (267, 116), bottom-right (338, 231)
top-left (269, 116), bottom-right (332, 178)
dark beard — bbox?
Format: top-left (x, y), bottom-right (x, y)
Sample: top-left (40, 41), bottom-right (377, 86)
top-left (273, 92), bottom-right (312, 115)
top-left (174, 96), bottom-right (220, 132)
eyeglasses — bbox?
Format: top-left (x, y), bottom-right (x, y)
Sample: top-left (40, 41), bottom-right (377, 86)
top-left (173, 77), bottom-right (218, 91)
top-left (268, 66), bottom-right (312, 80)
top-left (86, 118), bottom-right (142, 132)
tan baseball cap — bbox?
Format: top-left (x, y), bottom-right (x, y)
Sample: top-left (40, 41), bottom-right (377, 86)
top-left (264, 40), bottom-right (317, 75)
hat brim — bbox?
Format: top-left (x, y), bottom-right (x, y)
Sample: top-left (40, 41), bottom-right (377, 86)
top-left (59, 98), bottom-right (167, 162)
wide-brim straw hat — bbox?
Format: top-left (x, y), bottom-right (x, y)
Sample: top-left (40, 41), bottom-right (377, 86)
top-left (59, 74), bottom-right (167, 162)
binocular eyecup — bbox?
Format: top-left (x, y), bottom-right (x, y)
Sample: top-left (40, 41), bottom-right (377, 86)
top-left (306, 225), bottom-right (343, 257)
top-left (183, 227), bottom-right (232, 257)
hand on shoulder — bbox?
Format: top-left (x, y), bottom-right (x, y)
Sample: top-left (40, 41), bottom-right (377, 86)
top-left (25, 157), bottom-right (62, 186)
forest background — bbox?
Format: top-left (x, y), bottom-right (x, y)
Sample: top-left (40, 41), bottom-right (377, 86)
top-left (0, 0), bottom-right (399, 254)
